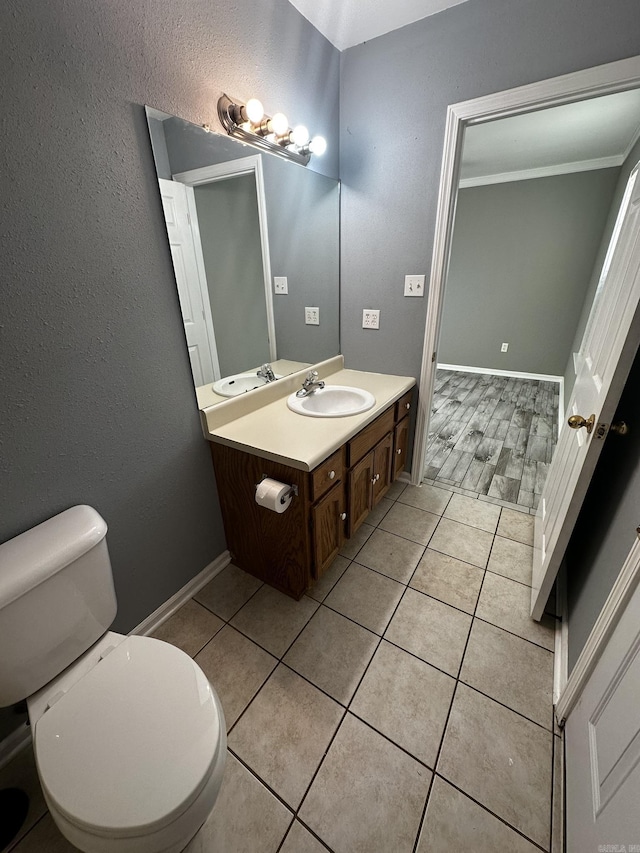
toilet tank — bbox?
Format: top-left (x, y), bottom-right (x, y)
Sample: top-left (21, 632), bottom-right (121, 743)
top-left (0, 505), bottom-right (117, 707)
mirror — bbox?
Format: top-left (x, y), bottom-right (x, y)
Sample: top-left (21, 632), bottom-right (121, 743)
top-left (145, 107), bottom-right (340, 408)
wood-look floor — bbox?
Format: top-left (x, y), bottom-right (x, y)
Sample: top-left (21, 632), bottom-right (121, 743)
top-left (424, 369), bottom-right (560, 511)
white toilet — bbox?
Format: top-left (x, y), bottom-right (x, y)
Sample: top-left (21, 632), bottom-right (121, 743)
top-left (0, 505), bottom-right (226, 853)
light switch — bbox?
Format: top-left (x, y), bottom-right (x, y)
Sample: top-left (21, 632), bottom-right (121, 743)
top-left (404, 275), bottom-right (425, 297)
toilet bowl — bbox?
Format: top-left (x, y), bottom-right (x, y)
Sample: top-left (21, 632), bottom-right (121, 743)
top-left (0, 506), bottom-right (226, 852)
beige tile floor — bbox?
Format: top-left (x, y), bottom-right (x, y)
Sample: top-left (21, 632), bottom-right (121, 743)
top-left (1, 481), bottom-right (561, 853)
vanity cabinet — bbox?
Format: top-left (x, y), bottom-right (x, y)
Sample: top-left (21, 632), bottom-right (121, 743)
top-left (209, 389), bottom-right (414, 599)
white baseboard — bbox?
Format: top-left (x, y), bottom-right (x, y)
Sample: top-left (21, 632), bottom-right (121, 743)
top-left (0, 551), bottom-right (231, 769)
top-left (553, 565), bottom-right (569, 711)
top-left (437, 362), bottom-right (563, 384)
top-left (132, 550), bottom-right (231, 637)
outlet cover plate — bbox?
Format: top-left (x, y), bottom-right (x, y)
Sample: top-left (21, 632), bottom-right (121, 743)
top-left (404, 275), bottom-right (425, 297)
top-left (274, 277), bottom-right (288, 294)
top-left (362, 309), bottom-right (380, 329)
top-left (501, 342), bottom-right (509, 352)
top-left (305, 307), bottom-right (320, 325)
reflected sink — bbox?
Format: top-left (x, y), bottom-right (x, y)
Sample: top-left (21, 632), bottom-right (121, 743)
top-left (287, 385), bottom-right (376, 417)
top-left (213, 372), bottom-right (282, 398)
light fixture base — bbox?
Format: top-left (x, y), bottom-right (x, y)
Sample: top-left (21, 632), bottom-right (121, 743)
top-left (217, 94), bottom-right (311, 166)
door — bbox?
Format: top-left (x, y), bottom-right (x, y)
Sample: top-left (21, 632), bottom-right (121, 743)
top-left (565, 556), bottom-right (640, 849)
top-left (347, 451), bottom-right (375, 537)
top-left (159, 178), bottom-right (219, 386)
top-left (312, 483), bottom-right (346, 578)
top-left (531, 164), bottom-right (640, 619)
top-left (372, 433), bottom-right (393, 505)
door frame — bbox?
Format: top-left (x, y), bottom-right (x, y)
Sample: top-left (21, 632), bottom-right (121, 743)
top-left (411, 54), bottom-right (640, 486)
top-left (172, 155), bottom-right (278, 364)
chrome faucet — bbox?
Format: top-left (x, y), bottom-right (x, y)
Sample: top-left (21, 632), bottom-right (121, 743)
top-left (296, 370), bottom-right (325, 397)
top-left (257, 363), bottom-right (276, 382)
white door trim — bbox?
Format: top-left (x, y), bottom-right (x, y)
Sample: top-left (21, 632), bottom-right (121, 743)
top-left (173, 156), bottom-right (277, 363)
top-left (556, 535), bottom-right (640, 727)
top-left (183, 185), bottom-right (222, 380)
top-left (411, 54), bottom-right (640, 487)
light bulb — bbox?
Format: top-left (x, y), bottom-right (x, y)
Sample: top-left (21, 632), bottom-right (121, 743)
top-left (270, 112), bottom-right (289, 137)
top-left (245, 98), bottom-right (264, 124)
top-left (309, 136), bottom-right (327, 156)
top-left (290, 125), bottom-right (310, 146)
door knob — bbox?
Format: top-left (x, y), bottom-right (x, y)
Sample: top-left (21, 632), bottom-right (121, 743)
top-left (567, 414), bottom-right (595, 434)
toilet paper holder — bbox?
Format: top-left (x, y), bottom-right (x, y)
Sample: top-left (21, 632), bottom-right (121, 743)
top-left (257, 474), bottom-right (298, 504)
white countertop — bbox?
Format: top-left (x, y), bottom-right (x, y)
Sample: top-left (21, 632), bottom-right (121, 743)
top-left (202, 357), bottom-right (415, 471)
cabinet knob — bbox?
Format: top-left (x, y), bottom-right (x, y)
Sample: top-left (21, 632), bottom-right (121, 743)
top-left (397, 448), bottom-right (402, 455)
top-left (371, 476), bottom-right (376, 484)
top-left (328, 470), bottom-right (336, 480)
top-left (340, 512), bottom-right (347, 521)
top-left (405, 402), bottom-right (411, 410)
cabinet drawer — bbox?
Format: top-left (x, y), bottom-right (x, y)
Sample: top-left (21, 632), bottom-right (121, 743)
top-left (347, 407), bottom-right (394, 466)
top-left (311, 447), bottom-right (345, 502)
top-left (395, 390), bottom-right (413, 422)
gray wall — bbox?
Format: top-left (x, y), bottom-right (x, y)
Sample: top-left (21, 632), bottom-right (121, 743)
top-left (262, 156), bottom-right (341, 363)
top-left (339, 0), bottom-right (640, 382)
top-left (439, 170), bottom-right (619, 375)
top-left (564, 135), bottom-right (640, 400)
top-left (0, 0), bottom-right (338, 737)
top-left (194, 176), bottom-right (271, 376)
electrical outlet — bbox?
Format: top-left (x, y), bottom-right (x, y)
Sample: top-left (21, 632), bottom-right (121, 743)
top-left (362, 309), bottom-right (380, 329)
top-left (305, 307), bottom-right (319, 325)
top-left (501, 342), bottom-right (509, 353)
top-left (404, 275), bottom-right (425, 297)
top-left (274, 277), bottom-right (288, 294)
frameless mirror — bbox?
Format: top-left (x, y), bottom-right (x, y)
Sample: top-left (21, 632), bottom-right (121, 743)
top-left (145, 107), bottom-right (340, 409)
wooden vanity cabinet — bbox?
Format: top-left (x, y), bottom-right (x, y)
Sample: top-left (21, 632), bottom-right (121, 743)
top-left (209, 388), bottom-right (414, 599)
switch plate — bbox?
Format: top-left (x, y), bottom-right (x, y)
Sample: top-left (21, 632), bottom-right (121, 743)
top-left (274, 276), bottom-right (288, 294)
top-left (404, 275), bottom-right (425, 297)
top-left (362, 309), bottom-right (380, 329)
top-left (305, 307), bottom-right (319, 325)
top-left (501, 342), bottom-right (509, 353)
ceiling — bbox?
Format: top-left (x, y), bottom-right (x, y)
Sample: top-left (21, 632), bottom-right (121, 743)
top-left (460, 88), bottom-right (640, 187)
top-left (287, 0), bottom-right (469, 51)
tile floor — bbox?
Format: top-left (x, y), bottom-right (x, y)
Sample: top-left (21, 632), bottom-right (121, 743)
top-left (425, 369), bottom-right (560, 511)
top-left (1, 481), bottom-right (562, 853)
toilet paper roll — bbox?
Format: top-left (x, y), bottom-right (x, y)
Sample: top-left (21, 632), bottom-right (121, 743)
top-left (255, 478), bottom-right (293, 514)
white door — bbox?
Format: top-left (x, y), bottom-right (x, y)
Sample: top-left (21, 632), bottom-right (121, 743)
top-left (531, 165), bottom-right (640, 619)
top-left (565, 552), bottom-right (640, 849)
top-left (159, 178), bottom-right (219, 386)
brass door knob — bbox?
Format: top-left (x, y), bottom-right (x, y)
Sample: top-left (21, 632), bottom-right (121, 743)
top-left (567, 414), bottom-right (595, 434)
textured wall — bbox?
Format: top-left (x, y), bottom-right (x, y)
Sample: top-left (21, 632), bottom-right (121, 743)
top-left (339, 0), bottom-right (640, 381)
top-left (0, 0), bottom-right (339, 644)
top-left (439, 170), bottom-right (619, 375)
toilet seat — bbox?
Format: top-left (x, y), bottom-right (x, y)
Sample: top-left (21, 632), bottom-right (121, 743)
top-left (33, 635), bottom-right (223, 840)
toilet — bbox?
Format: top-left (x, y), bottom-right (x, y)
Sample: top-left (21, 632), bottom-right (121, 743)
top-left (0, 505), bottom-right (226, 853)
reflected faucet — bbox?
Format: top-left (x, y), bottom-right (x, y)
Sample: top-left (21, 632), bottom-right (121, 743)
top-left (257, 364), bottom-right (276, 382)
top-left (296, 370), bottom-right (326, 397)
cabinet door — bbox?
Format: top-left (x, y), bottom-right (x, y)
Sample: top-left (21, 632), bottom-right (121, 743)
top-left (347, 450), bottom-right (375, 537)
top-left (312, 482), bottom-right (346, 578)
top-left (372, 432), bottom-right (393, 506)
top-left (392, 416), bottom-right (410, 480)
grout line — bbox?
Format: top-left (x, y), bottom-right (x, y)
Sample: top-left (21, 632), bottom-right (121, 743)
top-left (431, 774), bottom-right (551, 853)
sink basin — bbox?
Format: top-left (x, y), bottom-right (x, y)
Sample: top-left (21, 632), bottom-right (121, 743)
top-left (287, 385), bottom-right (376, 417)
top-left (213, 372), bottom-right (281, 398)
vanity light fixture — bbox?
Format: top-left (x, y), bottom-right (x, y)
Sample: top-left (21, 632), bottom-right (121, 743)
top-left (216, 94), bottom-right (327, 166)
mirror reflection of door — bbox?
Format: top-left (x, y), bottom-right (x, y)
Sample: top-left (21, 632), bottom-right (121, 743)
top-left (192, 173), bottom-right (271, 379)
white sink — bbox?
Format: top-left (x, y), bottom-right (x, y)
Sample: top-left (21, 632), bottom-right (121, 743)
top-left (287, 385), bottom-right (376, 417)
top-left (213, 372), bottom-right (281, 398)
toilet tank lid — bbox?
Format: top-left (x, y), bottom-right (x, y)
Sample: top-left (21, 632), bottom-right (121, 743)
top-left (0, 506), bottom-right (108, 608)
